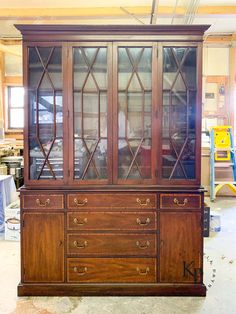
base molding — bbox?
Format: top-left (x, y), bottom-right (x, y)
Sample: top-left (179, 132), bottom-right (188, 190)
top-left (18, 283), bottom-right (206, 297)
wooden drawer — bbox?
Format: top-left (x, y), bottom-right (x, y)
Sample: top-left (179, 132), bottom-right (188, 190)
top-left (160, 194), bottom-right (201, 210)
top-left (67, 258), bottom-right (156, 283)
top-left (67, 233), bottom-right (156, 256)
top-left (22, 194), bottom-right (64, 210)
top-left (67, 211), bottom-right (156, 231)
top-left (67, 193), bottom-right (156, 210)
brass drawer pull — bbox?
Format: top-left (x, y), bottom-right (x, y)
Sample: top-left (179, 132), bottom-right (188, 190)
top-left (74, 198), bottom-right (88, 207)
top-left (73, 240), bottom-right (88, 249)
top-left (173, 198), bottom-right (188, 207)
top-left (136, 217), bottom-right (151, 226)
top-left (73, 217), bottom-right (88, 225)
top-left (136, 198), bottom-right (150, 206)
top-left (36, 198), bottom-right (50, 207)
top-left (73, 266), bottom-right (87, 276)
top-left (136, 267), bottom-right (150, 276)
top-left (136, 240), bottom-right (150, 249)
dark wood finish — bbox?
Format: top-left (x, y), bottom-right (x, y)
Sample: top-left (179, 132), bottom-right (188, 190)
top-left (17, 24), bottom-right (208, 296)
top-left (22, 213), bottom-right (64, 282)
top-left (159, 212), bottom-right (202, 283)
top-left (67, 211), bottom-right (157, 230)
top-left (67, 233), bottom-right (156, 256)
top-left (160, 193), bottom-right (201, 210)
top-left (68, 193), bottom-right (157, 209)
top-left (67, 258), bottom-right (156, 283)
top-left (22, 194), bottom-right (64, 210)
top-left (18, 283), bottom-right (206, 296)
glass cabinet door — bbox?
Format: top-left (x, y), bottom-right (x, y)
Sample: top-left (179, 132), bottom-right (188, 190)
top-left (73, 46), bottom-right (108, 181)
top-left (117, 46), bottom-right (152, 181)
top-left (162, 46), bottom-right (197, 180)
top-left (28, 46), bottom-right (63, 180)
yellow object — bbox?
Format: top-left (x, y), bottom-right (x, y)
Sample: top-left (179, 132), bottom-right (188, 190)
top-left (211, 126), bottom-right (232, 161)
top-left (214, 183), bottom-right (236, 197)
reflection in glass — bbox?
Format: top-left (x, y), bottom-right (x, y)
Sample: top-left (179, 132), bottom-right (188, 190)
top-left (162, 47), bottom-right (197, 179)
top-left (28, 46), bottom-right (63, 180)
top-left (118, 47), bottom-right (152, 180)
top-left (73, 47), bottom-right (108, 180)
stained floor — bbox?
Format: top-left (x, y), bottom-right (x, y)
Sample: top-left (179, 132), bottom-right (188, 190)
top-left (0, 197), bottom-right (235, 314)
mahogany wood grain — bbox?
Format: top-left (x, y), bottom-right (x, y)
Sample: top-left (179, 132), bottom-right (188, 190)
top-left (22, 213), bottom-right (64, 282)
top-left (67, 257), bottom-right (156, 283)
top-left (67, 233), bottom-right (156, 256)
top-left (160, 193), bottom-right (201, 210)
top-left (67, 211), bottom-right (157, 230)
top-left (68, 193), bottom-right (157, 209)
top-left (160, 212), bottom-right (202, 283)
top-left (18, 282), bottom-right (206, 296)
top-left (22, 194), bottom-right (64, 210)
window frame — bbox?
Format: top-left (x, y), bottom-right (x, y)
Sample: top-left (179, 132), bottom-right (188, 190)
top-left (5, 85), bottom-right (24, 132)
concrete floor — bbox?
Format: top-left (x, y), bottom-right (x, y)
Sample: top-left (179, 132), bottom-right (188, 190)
top-left (0, 197), bottom-right (236, 314)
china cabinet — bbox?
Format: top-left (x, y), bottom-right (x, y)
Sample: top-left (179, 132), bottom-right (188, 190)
top-left (16, 24), bottom-right (209, 296)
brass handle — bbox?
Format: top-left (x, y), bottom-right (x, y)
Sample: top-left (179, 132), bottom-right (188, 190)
top-left (173, 198), bottom-right (188, 207)
top-left (73, 217), bottom-right (88, 226)
top-left (74, 198), bottom-right (88, 207)
top-left (136, 217), bottom-right (151, 226)
top-left (36, 198), bottom-right (50, 207)
top-left (136, 267), bottom-right (150, 276)
top-left (73, 266), bottom-right (87, 276)
top-left (136, 240), bottom-right (150, 249)
top-left (136, 198), bottom-right (150, 206)
top-left (73, 240), bottom-right (88, 249)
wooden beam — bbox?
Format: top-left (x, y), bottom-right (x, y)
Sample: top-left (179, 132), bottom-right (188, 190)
top-left (4, 76), bottom-right (22, 85)
top-left (0, 43), bottom-right (22, 57)
top-left (0, 6), bottom-right (235, 19)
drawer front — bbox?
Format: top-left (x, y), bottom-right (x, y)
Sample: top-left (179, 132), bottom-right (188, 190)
top-left (67, 193), bottom-right (157, 210)
top-left (67, 234), bottom-right (156, 256)
top-left (67, 258), bottom-right (156, 283)
top-left (22, 194), bottom-right (64, 210)
top-left (67, 212), bottom-right (156, 231)
top-left (160, 194), bottom-right (201, 210)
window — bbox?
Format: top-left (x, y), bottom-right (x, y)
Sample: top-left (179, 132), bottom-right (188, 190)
top-left (7, 86), bottom-right (24, 129)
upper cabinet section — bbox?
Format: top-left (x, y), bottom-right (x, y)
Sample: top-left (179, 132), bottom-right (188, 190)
top-left (16, 24), bottom-right (209, 187)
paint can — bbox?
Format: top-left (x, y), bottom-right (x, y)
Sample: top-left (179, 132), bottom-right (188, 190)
top-left (210, 214), bottom-right (221, 232)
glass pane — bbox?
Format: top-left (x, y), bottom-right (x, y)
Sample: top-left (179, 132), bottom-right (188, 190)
top-left (118, 46), bottom-right (152, 180)
top-left (28, 46), bottom-right (63, 180)
top-left (73, 47), bottom-right (108, 181)
top-left (29, 47), bottom-right (44, 89)
top-left (10, 109), bottom-right (24, 128)
top-left (47, 47), bottom-right (62, 89)
top-left (182, 48), bottom-right (197, 89)
top-left (162, 47), bottom-right (197, 180)
top-left (9, 87), bottom-right (24, 108)
top-left (29, 138), bottom-right (63, 179)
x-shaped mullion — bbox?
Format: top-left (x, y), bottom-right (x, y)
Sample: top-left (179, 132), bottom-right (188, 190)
top-left (81, 139), bottom-right (100, 179)
top-left (35, 47), bottom-right (55, 91)
top-left (126, 48), bottom-right (145, 91)
top-left (169, 137), bottom-right (188, 179)
top-left (36, 138), bottom-right (56, 179)
top-left (125, 138), bottom-right (143, 179)
top-left (80, 48), bottom-right (100, 91)
top-left (169, 48), bottom-right (189, 91)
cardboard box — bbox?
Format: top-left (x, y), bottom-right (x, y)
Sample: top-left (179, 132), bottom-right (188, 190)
top-left (4, 201), bottom-right (20, 241)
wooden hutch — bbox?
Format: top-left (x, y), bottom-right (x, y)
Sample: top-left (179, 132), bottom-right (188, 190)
top-left (16, 24), bottom-right (209, 296)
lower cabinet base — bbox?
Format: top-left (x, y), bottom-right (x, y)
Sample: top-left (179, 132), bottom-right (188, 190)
top-left (18, 283), bottom-right (206, 297)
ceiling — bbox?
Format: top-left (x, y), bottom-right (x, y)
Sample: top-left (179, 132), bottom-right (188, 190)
top-left (0, 0), bottom-right (236, 39)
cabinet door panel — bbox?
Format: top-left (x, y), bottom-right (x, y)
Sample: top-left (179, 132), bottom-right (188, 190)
top-left (162, 46), bottom-right (197, 181)
top-left (28, 46), bottom-right (64, 181)
top-left (160, 212), bottom-right (202, 283)
top-left (73, 46), bottom-right (109, 182)
top-left (117, 46), bottom-right (153, 182)
top-left (22, 212), bottom-right (64, 282)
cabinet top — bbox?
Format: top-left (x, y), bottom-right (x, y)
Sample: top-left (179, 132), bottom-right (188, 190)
top-left (15, 24), bottom-right (210, 41)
